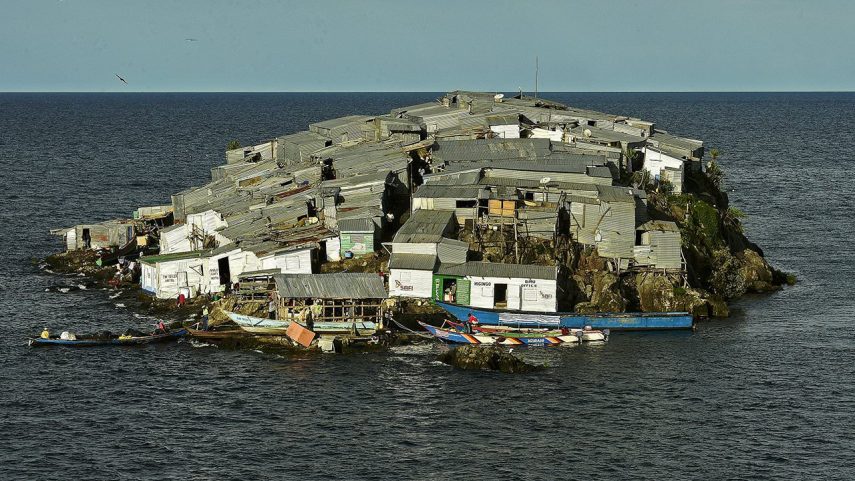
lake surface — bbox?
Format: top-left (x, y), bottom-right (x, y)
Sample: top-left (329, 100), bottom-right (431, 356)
top-left (1, 92), bottom-right (853, 480)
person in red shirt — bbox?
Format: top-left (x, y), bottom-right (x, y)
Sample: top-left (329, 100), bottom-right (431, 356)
top-left (466, 312), bottom-right (479, 333)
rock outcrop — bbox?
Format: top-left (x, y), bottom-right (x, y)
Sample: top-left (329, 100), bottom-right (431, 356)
top-left (438, 345), bottom-right (541, 373)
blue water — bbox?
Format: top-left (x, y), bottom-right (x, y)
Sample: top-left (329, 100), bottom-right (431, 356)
top-left (1, 92), bottom-right (853, 480)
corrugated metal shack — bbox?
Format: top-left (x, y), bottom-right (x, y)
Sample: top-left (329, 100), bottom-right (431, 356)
top-left (273, 272), bottom-right (387, 324)
top-left (412, 184), bottom-right (488, 225)
top-left (433, 261), bottom-right (559, 312)
top-left (275, 131), bottom-right (331, 165)
top-left (308, 115), bottom-right (374, 143)
top-left (387, 210), bottom-right (464, 298)
top-left (634, 220), bottom-right (683, 270)
top-left (337, 217), bottom-right (378, 258)
top-left (140, 244), bottom-right (241, 299)
top-left (57, 219), bottom-right (137, 251)
top-left (567, 185), bottom-right (639, 265)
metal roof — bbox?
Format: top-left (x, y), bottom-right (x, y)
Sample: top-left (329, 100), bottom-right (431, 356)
top-left (586, 166), bottom-right (614, 179)
top-left (388, 253), bottom-right (438, 271)
top-left (140, 249), bottom-right (213, 265)
top-left (486, 113), bottom-right (519, 126)
top-left (436, 261), bottom-right (558, 280)
top-left (485, 159), bottom-right (592, 174)
top-left (571, 125), bottom-right (645, 143)
top-left (337, 217), bottom-right (376, 232)
top-left (595, 185), bottom-right (637, 203)
top-left (309, 115), bottom-right (373, 130)
top-left (479, 175), bottom-right (599, 193)
top-left (393, 210), bottom-right (455, 243)
top-left (650, 131), bottom-right (703, 151)
top-left (413, 184), bottom-right (485, 199)
top-left (274, 273), bottom-right (387, 299)
top-left (431, 138), bottom-right (552, 163)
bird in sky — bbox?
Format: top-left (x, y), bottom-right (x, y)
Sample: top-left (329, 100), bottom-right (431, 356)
top-left (115, 73), bottom-right (128, 84)
top-left (185, 38), bottom-right (198, 42)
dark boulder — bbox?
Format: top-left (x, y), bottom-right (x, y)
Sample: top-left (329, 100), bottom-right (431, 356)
top-left (438, 345), bottom-right (542, 373)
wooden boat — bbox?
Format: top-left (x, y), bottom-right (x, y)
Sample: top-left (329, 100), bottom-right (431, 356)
top-left (475, 325), bottom-right (608, 342)
top-left (418, 321), bottom-right (580, 346)
top-left (186, 326), bottom-right (247, 339)
top-left (96, 237), bottom-right (139, 266)
top-left (28, 329), bottom-right (187, 347)
top-left (225, 311), bottom-right (378, 336)
top-left (473, 322), bottom-right (607, 342)
top-left (435, 301), bottom-right (693, 331)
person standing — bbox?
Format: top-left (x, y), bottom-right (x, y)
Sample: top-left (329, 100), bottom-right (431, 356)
top-left (268, 296), bottom-right (277, 320)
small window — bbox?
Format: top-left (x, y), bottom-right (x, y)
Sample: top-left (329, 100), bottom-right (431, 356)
top-left (456, 200), bottom-right (477, 208)
top-left (523, 289), bottom-right (537, 301)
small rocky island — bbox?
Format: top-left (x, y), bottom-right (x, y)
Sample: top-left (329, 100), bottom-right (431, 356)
top-left (47, 90), bottom-right (791, 336)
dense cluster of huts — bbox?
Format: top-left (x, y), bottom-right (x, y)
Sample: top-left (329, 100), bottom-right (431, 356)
top-left (56, 90), bottom-right (705, 321)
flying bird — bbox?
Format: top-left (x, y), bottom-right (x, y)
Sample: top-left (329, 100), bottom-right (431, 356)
top-left (185, 38), bottom-right (198, 42)
top-left (115, 73), bottom-right (128, 84)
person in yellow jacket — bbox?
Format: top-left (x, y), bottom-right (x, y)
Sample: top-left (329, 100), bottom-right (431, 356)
top-left (40, 328), bottom-right (50, 339)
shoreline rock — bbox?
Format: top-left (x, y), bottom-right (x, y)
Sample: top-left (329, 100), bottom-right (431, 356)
top-left (438, 345), bottom-right (542, 373)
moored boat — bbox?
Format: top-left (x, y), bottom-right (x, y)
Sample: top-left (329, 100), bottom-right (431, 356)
top-left (225, 311), bottom-right (378, 336)
top-left (435, 301), bottom-right (693, 331)
top-left (28, 329), bottom-right (187, 347)
top-left (419, 321), bottom-right (585, 346)
top-left (186, 326), bottom-right (247, 339)
top-left (475, 325), bottom-right (607, 342)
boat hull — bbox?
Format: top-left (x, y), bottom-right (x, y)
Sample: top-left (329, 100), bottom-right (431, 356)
top-left (435, 302), bottom-right (693, 331)
top-left (418, 322), bottom-right (485, 344)
top-left (225, 311), bottom-right (378, 336)
top-left (419, 322), bottom-right (580, 346)
top-left (186, 327), bottom-right (247, 339)
top-left (29, 329), bottom-right (187, 347)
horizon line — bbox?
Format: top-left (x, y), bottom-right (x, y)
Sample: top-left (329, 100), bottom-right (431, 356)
top-left (2, 90), bottom-right (855, 94)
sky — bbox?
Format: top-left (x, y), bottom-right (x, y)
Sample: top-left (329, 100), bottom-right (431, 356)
top-left (1, 0), bottom-right (853, 92)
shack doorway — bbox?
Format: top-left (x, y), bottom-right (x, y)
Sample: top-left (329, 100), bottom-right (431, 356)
top-left (82, 228), bottom-right (91, 248)
top-left (218, 257), bottom-right (231, 287)
top-left (442, 278), bottom-right (458, 303)
top-left (494, 283), bottom-right (508, 308)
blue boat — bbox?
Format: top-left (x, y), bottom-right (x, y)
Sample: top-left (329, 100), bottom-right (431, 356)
top-left (435, 302), bottom-right (693, 331)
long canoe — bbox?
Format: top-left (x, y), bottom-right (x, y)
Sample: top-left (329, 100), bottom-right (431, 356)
top-left (418, 321), bottom-right (580, 346)
top-left (225, 311), bottom-right (378, 336)
top-left (435, 302), bottom-right (693, 331)
top-left (29, 329), bottom-right (187, 347)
